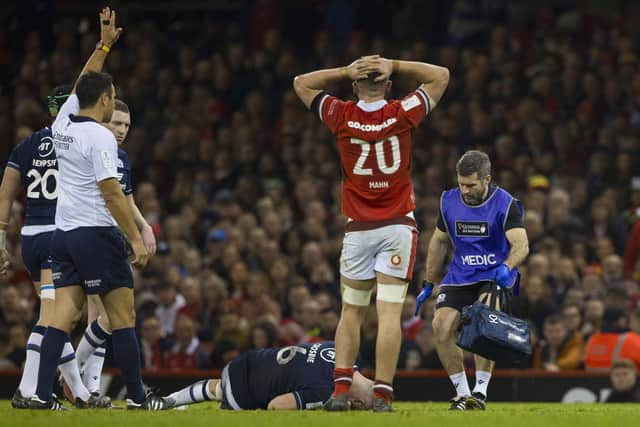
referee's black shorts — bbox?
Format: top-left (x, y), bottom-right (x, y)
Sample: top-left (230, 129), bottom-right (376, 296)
top-left (435, 281), bottom-right (494, 312)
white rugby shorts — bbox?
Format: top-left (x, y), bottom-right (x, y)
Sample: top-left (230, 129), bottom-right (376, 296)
top-left (340, 223), bottom-right (418, 281)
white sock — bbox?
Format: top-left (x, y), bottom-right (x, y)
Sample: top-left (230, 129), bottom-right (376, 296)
top-left (449, 371), bottom-right (471, 397)
top-left (59, 341), bottom-right (91, 402)
top-left (472, 370), bottom-right (491, 397)
top-left (18, 326), bottom-right (46, 397)
top-left (167, 380), bottom-right (217, 406)
top-left (83, 346), bottom-right (106, 393)
top-left (76, 321), bottom-right (108, 369)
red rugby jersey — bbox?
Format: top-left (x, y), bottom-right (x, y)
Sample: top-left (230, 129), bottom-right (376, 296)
top-left (313, 88), bottom-right (430, 221)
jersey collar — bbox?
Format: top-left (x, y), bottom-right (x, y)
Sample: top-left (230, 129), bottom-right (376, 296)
top-left (356, 99), bottom-right (387, 112)
top-left (69, 114), bottom-right (98, 123)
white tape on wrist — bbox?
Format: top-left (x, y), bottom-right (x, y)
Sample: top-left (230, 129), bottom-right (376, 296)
top-left (39, 284), bottom-right (55, 300)
top-left (377, 283), bottom-right (408, 303)
top-left (342, 284), bottom-right (373, 306)
top-left (0, 230), bottom-right (6, 250)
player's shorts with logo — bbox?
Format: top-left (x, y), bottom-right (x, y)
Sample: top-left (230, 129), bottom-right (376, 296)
top-left (435, 281), bottom-right (494, 311)
top-left (21, 231), bottom-right (54, 282)
top-left (340, 217), bottom-right (418, 281)
top-left (51, 226), bottom-right (133, 294)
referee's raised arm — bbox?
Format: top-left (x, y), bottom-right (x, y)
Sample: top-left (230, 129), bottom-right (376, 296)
top-left (71, 7), bottom-right (123, 94)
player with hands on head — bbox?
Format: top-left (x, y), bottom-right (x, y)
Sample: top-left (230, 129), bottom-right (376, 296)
top-left (294, 54), bottom-right (449, 412)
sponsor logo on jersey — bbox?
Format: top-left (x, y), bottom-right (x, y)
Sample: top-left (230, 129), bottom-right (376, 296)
top-left (455, 221), bottom-right (489, 237)
top-left (38, 137), bottom-right (55, 157)
top-left (436, 293), bottom-right (446, 304)
top-left (53, 132), bottom-right (76, 144)
top-left (117, 158), bottom-right (124, 168)
top-left (347, 117), bottom-right (397, 132)
top-left (391, 255), bottom-right (402, 266)
top-left (320, 347), bottom-right (336, 363)
top-left (401, 94), bottom-right (420, 111)
top-left (461, 253), bottom-right (497, 266)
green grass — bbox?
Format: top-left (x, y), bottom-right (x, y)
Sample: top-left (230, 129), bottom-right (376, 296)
top-left (2, 401), bottom-right (640, 427)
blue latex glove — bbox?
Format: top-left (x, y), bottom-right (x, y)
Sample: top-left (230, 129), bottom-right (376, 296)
top-left (414, 281), bottom-right (434, 316)
top-left (494, 263), bottom-right (512, 288)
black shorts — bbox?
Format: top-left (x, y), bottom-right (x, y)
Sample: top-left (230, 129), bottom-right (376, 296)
top-left (435, 281), bottom-right (494, 312)
top-left (51, 226), bottom-right (133, 295)
top-left (220, 353), bottom-right (252, 410)
top-left (21, 231), bottom-right (54, 282)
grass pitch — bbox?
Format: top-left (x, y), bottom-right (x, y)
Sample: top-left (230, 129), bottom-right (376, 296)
top-left (2, 401), bottom-right (639, 427)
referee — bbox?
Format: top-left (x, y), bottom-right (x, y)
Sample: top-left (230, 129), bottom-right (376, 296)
top-left (415, 150), bottom-right (529, 410)
top-left (29, 7), bottom-right (165, 410)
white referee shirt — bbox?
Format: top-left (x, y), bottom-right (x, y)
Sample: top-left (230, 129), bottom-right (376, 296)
top-left (52, 95), bottom-right (118, 231)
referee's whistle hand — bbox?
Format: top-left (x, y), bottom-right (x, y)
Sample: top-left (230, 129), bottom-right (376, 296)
top-left (130, 240), bottom-right (149, 268)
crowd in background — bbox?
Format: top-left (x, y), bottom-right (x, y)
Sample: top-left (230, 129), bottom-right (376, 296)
top-left (1, 1), bottom-right (640, 373)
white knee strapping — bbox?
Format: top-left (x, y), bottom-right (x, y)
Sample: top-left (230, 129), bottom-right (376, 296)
top-left (40, 283), bottom-right (55, 300)
top-left (342, 284), bottom-right (373, 306)
top-left (377, 283), bottom-right (408, 303)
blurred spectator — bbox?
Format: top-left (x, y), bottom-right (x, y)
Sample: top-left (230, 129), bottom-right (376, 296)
top-left (318, 307), bottom-right (339, 341)
top-left (212, 310), bottom-right (249, 351)
top-left (155, 283), bottom-right (186, 337)
top-left (585, 307), bottom-right (640, 371)
top-left (210, 339), bottom-right (241, 369)
top-left (413, 324), bottom-right (442, 369)
top-left (533, 314), bottom-right (583, 371)
top-left (165, 315), bottom-right (207, 369)
top-left (177, 277), bottom-right (203, 320)
top-left (140, 315), bottom-right (167, 370)
top-left (561, 304), bottom-right (583, 334)
top-left (512, 275), bottom-right (557, 335)
top-left (604, 359), bottom-right (640, 403)
top-left (249, 320), bottom-right (279, 349)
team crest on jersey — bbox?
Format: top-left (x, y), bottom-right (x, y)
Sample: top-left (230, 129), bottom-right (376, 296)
top-left (38, 137), bottom-right (55, 157)
top-left (391, 255), bottom-right (402, 266)
top-left (320, 348), bottom-right (336, 363)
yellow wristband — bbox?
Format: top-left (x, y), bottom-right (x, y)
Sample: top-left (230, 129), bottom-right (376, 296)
top-left (100, 44), bottom-right (110, 53)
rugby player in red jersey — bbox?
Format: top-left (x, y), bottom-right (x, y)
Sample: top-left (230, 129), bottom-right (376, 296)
top-left (293, 55), bottom-right (449, 411)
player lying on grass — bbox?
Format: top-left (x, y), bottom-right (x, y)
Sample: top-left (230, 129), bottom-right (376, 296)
top-left (162, 341), bottom-right (373, 410)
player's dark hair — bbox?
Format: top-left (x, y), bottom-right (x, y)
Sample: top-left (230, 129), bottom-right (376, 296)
top-left (47, 84), bottom-right (72, 117)
top-left (114, 99), bottom-right (129, 114)
top-left (456, 150), bottom-right (492, 178)
top-left (76, 71), bottom-right (113, 109)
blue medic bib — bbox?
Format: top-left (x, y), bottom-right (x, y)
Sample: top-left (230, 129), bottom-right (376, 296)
top-left (440, 186), bottom-right (521, 287)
